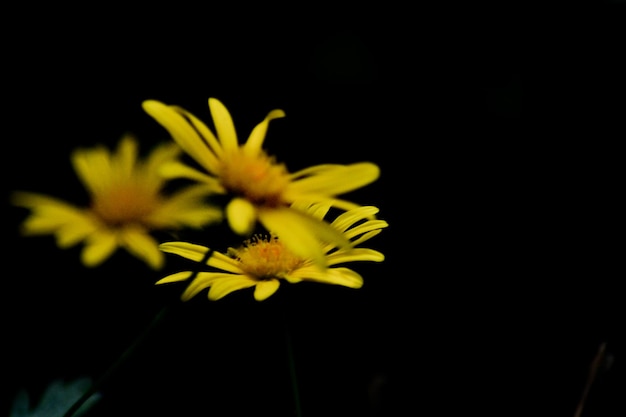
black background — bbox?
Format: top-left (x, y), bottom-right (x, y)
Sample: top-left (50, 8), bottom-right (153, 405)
top-left (2, 3), bottom-right (625, 417)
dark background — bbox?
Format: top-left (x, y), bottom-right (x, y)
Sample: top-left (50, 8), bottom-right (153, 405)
top-left (2, 3), bottom-right (624, 416)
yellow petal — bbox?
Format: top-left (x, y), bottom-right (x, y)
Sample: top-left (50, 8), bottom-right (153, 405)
top-left (159, 242), bottom-right (243, 273)
top-left (206, 251), bottom-right (245, 273)
top-left (71, 146), bottom-right (112, 196)
top-left (182, 272), bottom-right (237, 300)
top-left (82, 231), bottom-right (118, 267)
top-left (114, 134), bottom-right (138, 178)
top-left (156, 271), bottom-right (195, 284)
top-left (325, 248), bottom-right (385, 266)
top-left (207, 275), bottom-right (257, 300)
top-left (208, 98), bottom-right (239, 154)
top-left (56, 219), bottom-right (99, 248)
top-left (243, 109), bottom-right (286, 155)
top-left (253, 279), bottom-right (281, 301)
top-left (159, 241), bottom-right (212, 262)
top-left (283, 274), bottom-right (304, 284)
top-left (342, 220), bottom-right (388, 241)
top-left (288, 164), bottom-right (344, 180)
top-left (226, 197), bottom-right (257, 235)
top-left (258, 207), bottom-right (330, 268)
top-left (159, 161), bottom-right (224, 192)
top-left (290, 266), bottom-right (364, 288)
top-left (119, 227), bottom-right (163, 269)
top-left (149, 185), bottom-right (223, 229)
top-left (347, 229), bottom-right (384, 247)
top-left (11, 191), bottom-right (65, 209)
top-left (331, 206), bottom-right (380, 232)
top-left (285, 196), bottom-right (364, 214)
top-left (143, 141), bottom-right (182, 178)
top-left (142, 100), bottom-right (219, 173)
top-left (173, 106), bottom-right (224, 158)
top-left (287, 162), bottom-right (380, 196)
top-left (270, 207), bottom-right (352, 252)
top-left (12, 193), bottom-right (94, 237)
top-left (289, 201), bottom-right (332, 219)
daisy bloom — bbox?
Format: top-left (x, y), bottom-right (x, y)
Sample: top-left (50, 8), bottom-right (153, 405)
top-left (12, 134), bottom-right (222, 269)
top-left (156, 204), bottom-right (388, 301)
top-left (142, 97), bottom-right (380, 267)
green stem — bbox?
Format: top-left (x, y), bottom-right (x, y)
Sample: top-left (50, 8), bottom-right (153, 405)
top-left (285, 325), bottom-right (303, 417)
top-left (573, 342), bottom-right (607, 417)
top-left (62, 304), bottom-right (170, 417)
top-left (63, 248), bottom-right (213, 417)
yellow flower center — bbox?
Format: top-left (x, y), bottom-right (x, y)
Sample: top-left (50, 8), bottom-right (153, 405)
top-left (219, 150), bottom-right (290, 206)
top-left (91, 183), bottom-right (159, 226)
top-left (228, 235), bottom-right (304, 280)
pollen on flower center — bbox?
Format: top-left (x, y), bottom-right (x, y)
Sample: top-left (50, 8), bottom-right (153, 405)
top-left (227, 235), bottom-right (304, 280)
top-left (91, 184), bottom-right (159, 226)
top-left (219, 150), bottom-right (290, 206)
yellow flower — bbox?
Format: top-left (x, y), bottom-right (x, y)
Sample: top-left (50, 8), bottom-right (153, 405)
top-left (12, 134), bottom-right (222, 269)
top-left (142, 97), bottom-right (380, 267)
top-left (156, 204), bottom-right (388, 301)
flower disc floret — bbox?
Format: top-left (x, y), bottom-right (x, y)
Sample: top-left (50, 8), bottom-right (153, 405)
top-left (218, 150), bottom-right (290, 206)
top-left (227, 234), bottom-right (304, 280)
top-left (91, 182), bottom-right (161, 226)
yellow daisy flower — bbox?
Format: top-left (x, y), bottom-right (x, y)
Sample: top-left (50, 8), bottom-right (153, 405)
top-left (142, 97), bottom-right (381, 267)
top-left (12, 134), bottom-right (222, 269)
top-left (156, 204), bottom-right (388, 301)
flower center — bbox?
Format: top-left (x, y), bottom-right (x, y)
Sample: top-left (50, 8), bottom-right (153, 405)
top-left (219, 150), bottom-right (290, 206)
top-left (91, 183), bottom-right (159, 226)
top-left (228, 235), bottom-right (304, 280)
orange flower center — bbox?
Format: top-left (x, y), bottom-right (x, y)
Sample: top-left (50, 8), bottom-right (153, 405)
top-left (91, 183), bottom-right (159, 226)
top-left (228, 235), bottom-right (303, 280)
top-left (219, 150), bottom-right (290, 206)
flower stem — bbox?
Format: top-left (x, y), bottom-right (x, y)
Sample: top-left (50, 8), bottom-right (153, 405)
top-left (573, 342), bottom-right (607, 417)
top-left (63, 248), bottom-right (214, 417)
top-left (285, 325), bottom-right (303, 417)
top-left (62, 304), bottom-right (171, 417)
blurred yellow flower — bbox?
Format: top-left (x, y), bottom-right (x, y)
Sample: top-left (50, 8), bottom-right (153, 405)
top-left (156, 204), bottom-right (387, 301)
top-left (12, 135), bottom-right (222, 269)
top-left (142, 98), bottom-right (380, 267)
